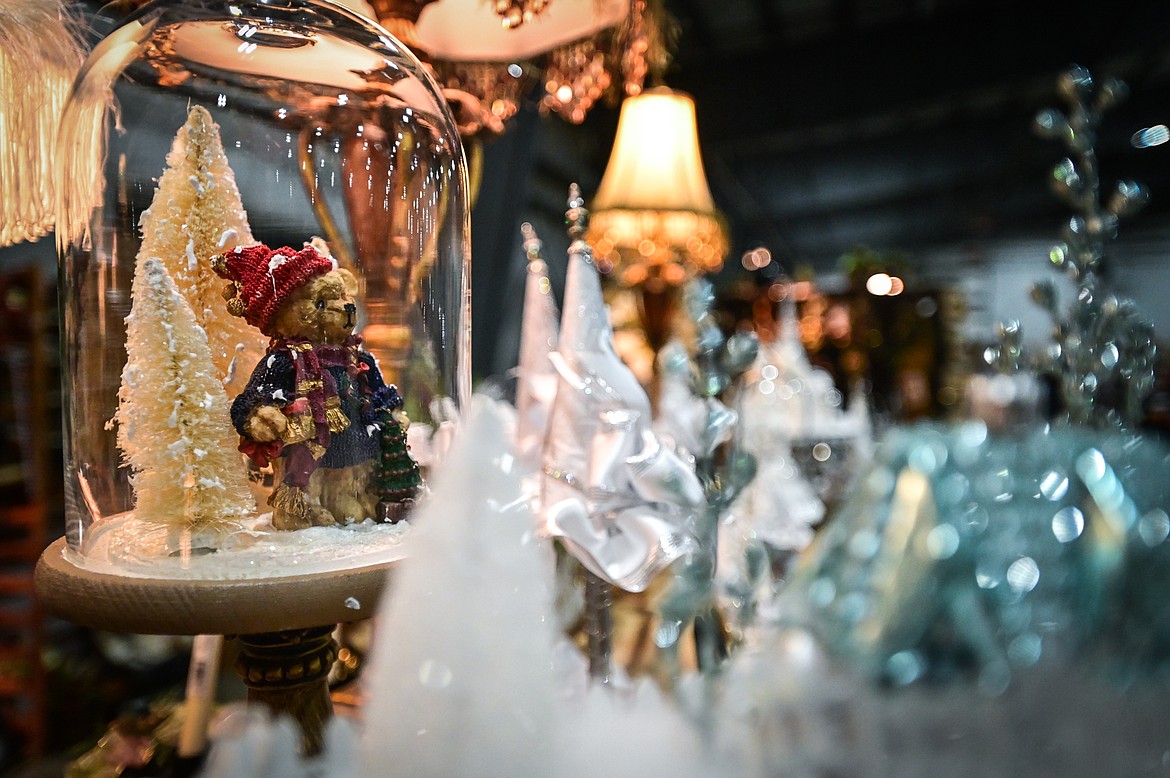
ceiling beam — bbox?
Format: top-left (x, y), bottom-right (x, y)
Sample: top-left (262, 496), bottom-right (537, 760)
top-left (666, 0), bottom-right (717, 54)
top-left (832, 0), bottom-right (853, 35)
top-left (671, 0), bottom-right (1170, 146)
top-left (753, 0), bottom-right (782, 40)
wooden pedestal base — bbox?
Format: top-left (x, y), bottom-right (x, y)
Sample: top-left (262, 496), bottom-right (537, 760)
top-left (35, 537), bottom-right (397, 757)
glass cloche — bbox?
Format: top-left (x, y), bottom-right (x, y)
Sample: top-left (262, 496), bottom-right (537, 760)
top-left (54, 0), bottom-right (470, 577)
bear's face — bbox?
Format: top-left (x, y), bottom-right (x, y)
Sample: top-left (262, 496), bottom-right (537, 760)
top-left (270, 268), bottom-right (360, 345)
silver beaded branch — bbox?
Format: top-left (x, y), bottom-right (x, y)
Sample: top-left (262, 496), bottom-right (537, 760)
top-left (655, 278), bottom-right (759, 672)
top-left (988, 64), bottom-right (1157, 430)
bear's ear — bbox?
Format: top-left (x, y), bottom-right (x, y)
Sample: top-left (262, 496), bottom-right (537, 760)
top-left (335, 268), bottom-right (360, 298)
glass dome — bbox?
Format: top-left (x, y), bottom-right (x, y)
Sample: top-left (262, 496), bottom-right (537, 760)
top-left (55, 0), bottom-right (470, 576)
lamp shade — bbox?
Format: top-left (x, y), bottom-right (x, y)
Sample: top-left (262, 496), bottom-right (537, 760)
top-left (587, 87), bottom-right (728, 289)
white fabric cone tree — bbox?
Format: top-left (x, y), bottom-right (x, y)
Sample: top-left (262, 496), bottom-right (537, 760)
top-left (135, 104), bottom-right (265, 395)
top-left (361, 397), bottom-right (560, 775)
top-left (514, 223), bottom-right (560, 462)
top-left (114, 259), bottom-right (255, 538)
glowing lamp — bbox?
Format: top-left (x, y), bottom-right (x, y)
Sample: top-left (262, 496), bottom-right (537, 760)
top-left (587, 88), bottom-right (728, 291)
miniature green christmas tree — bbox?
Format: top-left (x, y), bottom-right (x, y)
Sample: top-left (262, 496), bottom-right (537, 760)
top-left (135, 105), bottom-right (265, 396)
top-left (376, 411), bottom-right (421, 522)
top-left (114, 259), bottom-right (255, 545)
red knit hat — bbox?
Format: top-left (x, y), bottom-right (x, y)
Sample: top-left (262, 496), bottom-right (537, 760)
top-left (211, 243), bottom-right (336, 336)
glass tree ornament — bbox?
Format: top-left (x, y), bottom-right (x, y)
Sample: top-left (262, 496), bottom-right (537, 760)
top-left (779, 411), bottom-right (1170, 691)
top-left (52, 0), bottom-right (470, 575)
top-left (739, 297), bottom-right (872, 512)
top-left (986, 65), bottom-right (1156, 430)
top-left (777, 68), bottom-right (1170, 695)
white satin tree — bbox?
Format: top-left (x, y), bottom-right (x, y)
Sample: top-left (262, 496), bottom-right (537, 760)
top-left (540, 189), bottom-right (704, 594)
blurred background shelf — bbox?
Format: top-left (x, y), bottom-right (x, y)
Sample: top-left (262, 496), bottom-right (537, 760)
top-left (0, 265), bottom-right (59, 766)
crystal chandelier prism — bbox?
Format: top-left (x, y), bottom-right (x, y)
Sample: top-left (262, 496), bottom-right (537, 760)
top-left (367, 0), bottom-right (670, 132)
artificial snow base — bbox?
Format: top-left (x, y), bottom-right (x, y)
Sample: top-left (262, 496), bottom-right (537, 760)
top-left (74, 511), bottom-right (411, 580)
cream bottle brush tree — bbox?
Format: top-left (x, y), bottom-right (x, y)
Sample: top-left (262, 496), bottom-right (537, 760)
top-left (134, 104), bottom-right (266, 396)
top-left (113, 259), bottom-right (255, 548)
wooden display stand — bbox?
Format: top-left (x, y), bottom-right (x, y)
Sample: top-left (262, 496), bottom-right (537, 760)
top-left (35, 537), bottom-right (396, 754)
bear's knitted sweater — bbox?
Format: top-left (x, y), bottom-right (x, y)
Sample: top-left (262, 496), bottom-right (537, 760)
top-left (231, 339), bottom-right (401, 470)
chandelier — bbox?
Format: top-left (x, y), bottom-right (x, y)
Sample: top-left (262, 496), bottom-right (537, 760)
top-left (492, 0), bottom-right (551, 29)
top-left (363, 0), bottom-right (670, 132)
top-left (108, 0), bottom-right (670, 137)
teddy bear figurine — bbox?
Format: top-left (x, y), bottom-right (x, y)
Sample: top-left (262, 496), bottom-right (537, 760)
top-left (212, 243), bottom-right (420, 530)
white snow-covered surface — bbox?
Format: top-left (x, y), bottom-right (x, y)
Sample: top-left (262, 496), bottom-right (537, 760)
top-left (201, 641), bottom-right (1170, 778)
top-left (355, 396), bottom-right (723, 777)
top-left (197, 396), bottom-right (1170, 778)
top-left (73, 512), bottom-right (410, 580)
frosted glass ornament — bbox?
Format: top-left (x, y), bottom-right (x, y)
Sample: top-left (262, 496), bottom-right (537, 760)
top-left (781, 422), bottom-right (1170, 688)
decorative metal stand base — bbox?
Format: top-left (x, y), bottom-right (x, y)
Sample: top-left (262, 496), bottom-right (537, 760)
top-left (235, 626), bottom-right (338, 755)
top-left (583, 570), bottom-right (614, 683)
